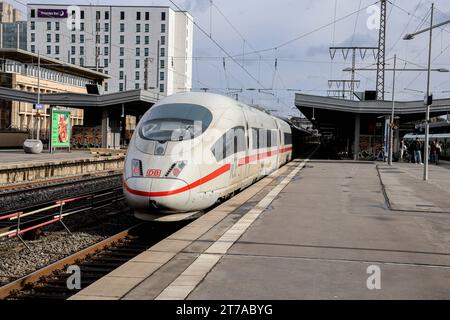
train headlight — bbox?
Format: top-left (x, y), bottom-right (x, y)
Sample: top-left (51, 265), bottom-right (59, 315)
top-left (132, 159), bottom-right (143, 176)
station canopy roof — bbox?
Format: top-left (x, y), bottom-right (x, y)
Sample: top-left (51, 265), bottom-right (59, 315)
top-left (0, 48), bottom-right (109, 82)
top-left (295, 93), bottom-right (450, 123)
top-left (0, 86), bottom-right (159, 114)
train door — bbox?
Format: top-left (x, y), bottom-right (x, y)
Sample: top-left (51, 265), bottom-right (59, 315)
top-left (242, 110), bottom-right (251, 180)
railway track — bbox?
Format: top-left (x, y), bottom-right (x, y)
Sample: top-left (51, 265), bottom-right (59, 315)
top-left (0, 221), bottom-right (187, 300)
top-left (0, 170), bottom-right (122, 196)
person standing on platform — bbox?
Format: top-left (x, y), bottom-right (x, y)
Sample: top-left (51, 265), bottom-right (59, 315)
top-left (413, 138), bottom-right (423, 165)
top-left (400, 139), bottom-right (407, 162)
top-left (430, 140), bottom-right (437, 164)
top-left (435, 140), bottom-right (441, 165)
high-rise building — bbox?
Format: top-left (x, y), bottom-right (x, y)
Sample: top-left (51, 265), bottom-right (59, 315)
top-left (27, 4), bottom-right (193, 96)
top-left (0, 1), bottom-right (22, 23)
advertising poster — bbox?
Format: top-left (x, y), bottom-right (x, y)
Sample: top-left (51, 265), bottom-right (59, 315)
top-left (51, 109), bottom-right (71, 148)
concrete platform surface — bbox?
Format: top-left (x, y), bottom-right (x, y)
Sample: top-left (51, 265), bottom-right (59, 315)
top-left (71, 159), bottom-right (450, 300)
top-left (0, 150), bottom-right (99, 165)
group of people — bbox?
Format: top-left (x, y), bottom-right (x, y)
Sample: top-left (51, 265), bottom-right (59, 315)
top-left (399, 138), bottom-right (442, 165)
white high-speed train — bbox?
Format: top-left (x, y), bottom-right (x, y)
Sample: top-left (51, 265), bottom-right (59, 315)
top-left (123, 92), bottom-right (293, 221)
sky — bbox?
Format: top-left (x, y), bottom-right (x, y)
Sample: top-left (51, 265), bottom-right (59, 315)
top-left (7, 0), bottom-right (450, 117)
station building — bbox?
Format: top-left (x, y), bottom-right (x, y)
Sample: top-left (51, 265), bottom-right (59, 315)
top-left (295, 93), bottom-right (450, 160)
top-left (0, 48), bottom-right (109, 145)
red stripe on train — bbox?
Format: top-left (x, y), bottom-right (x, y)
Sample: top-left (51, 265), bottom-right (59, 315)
top-left (125, 145), bottom-right (292, 197)
top-left (125, 163), bottom-right (231, 197)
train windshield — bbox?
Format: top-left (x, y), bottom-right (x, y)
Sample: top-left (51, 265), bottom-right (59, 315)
top-left (139, 103), bottom-right (213, 142)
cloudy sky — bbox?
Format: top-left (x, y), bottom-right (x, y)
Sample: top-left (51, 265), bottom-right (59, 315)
top-left (9, 0), bottom-right (450, 117)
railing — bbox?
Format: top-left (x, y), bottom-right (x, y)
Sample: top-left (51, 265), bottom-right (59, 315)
top-left (0, 187), bottom-right (124, 249)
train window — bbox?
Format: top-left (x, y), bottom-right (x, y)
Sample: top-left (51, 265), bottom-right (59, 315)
top-left (267, 130), bottom-right (271, 147)
top-left (251, 128), bottom-right (258, 149)
top-left (259, 128), bottom-right (267, 148)
top-left (211, 126), bottom-right (246, 161)
top-left (139, 103), bottom-right (213, 142)
top-left (271, 131), bottom-right (277, 147)
top-left (284, 132), bottom-right (292, 145)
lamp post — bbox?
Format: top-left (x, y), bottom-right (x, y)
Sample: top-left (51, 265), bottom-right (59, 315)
top-left (388, 54), bottom-right (397, 166)
top-left (403, 3), bottom-right (448, 181)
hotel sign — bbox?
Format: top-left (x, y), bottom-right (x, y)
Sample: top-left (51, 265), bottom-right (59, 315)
top-left (37, 9), bottom-right (68, 18)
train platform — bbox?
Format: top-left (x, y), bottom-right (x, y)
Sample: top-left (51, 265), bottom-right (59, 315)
top-left (0, 149), bottom-right (124, 185)
top-left (70, 158), bottom-right (450, 300)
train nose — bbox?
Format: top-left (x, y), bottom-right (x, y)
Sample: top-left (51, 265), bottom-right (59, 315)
top-left (124, 177), bottom-right (190, 211)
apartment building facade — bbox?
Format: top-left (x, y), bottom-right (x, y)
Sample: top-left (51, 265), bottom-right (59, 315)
top-left (27, 4), bottom-right (193, 96)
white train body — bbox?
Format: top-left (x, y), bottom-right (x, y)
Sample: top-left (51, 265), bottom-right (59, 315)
top-left (123, 92), bottom-right (293, 221)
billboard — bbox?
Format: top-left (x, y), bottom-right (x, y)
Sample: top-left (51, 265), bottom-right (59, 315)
top-left (51, 109), bottom-right (71, 148)
top-left (37, 9), bottom-right (68, 18)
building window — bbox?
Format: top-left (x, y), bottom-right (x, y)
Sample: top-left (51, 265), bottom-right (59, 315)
top-left (120, 23), bottom-right (125, 32)
top-left (136, 71), bottom-right (140, 80)
top-left (55, 22), bottom-right (60, 31)
top-left (96, 11), bottom-right (101, 20)
top-left (161, 24), bottom-right (165, 33)
top-left (120, 11), bottom-right (125, 20)
top-left (145, 36), bottom-right (149, 45)
top-left (81, 10), bottom-right (85, 19)
top-left (80, 34), bottom-right (84, 43)
top-left (96, 22), bottom-right (100, 32)
top-left (55, 34), bottom-right (60, 42)
top-left (136, 24), bottom-right (141, 32)
top-left (160, 83), bottom-right (164, 92)
top-left (71, 23), bottom-right (76, 31)
top-left (160, 60), bottom-right (165, 69)
top-left (31, 45), bottom-right (35, 53)
top-left (161, 36), bottom-right (165, 45)
top-left (105, 11), bottom-right (109, 20)
top-left (120, 59), bottom-right (124, 68)
top-left (47, 22), bottom-right (51, 30)
top-left (104, 82), bottom-right (108, 92)
top-left (160, 47), bottom-right (165, 57)
top-left (104, 35), bottom-right (109, 44)
top-left (136, 36), bottom-right (140, 44)
top-left (135, 83), bottom-right (140, 89)
top-left (71, 46), bottom-right (76, 55)
top-left (47, 46), bottom-right (51, 54)
top-left (55, 46), bottom-right (60, 54)
top-left (104, 23), bottom-right (109, 32)
top-left (144, 48), bottom-right (149, 56)
top-left (104, 59), bottom-right (108, 67)
top-left (30, 21), bottom-right (35, 30)
top-left (120, 47), bottom-right (124, 56)
top-left (145, 12), bottom-right (149, 20)
top-left (136, 60), bottom-right (140, 68)
top-left (96, 35), bottom-right (100, 43)
top-left (71, 58), bottom-right (75, 64)
top-left (80, 58), bottom-right (84, 66)
top-left (161, 12), bottom-right (166, 21)
top-left (119, 71), bottom-right (124, 80)
top-left (145, 24), bottom-right (149, 33)
top-left (31, 33), bottom-right (35, 42)
top-left (104, 47), bottom-right (109, 55)
top-left (80, 46), bottom-right (84, 55)
top-left (80, 22), bottom-right (85, 31)
top-left (31, 9), bottom-right (35, 18)
top-left (119, 35), bottom-right (124, 44)
top-left (136, 48), bottom-right (140, 56)
top-left (71, 34), bottom-right (76, 43)
top-left (160, 72), bottom-right (164, 81)
top-left (47, 34), bottom-right (51, 42)
top-left (119, 83), bottom-right (124, 91)
top-left (136, 12), bottom-right (141, 20)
